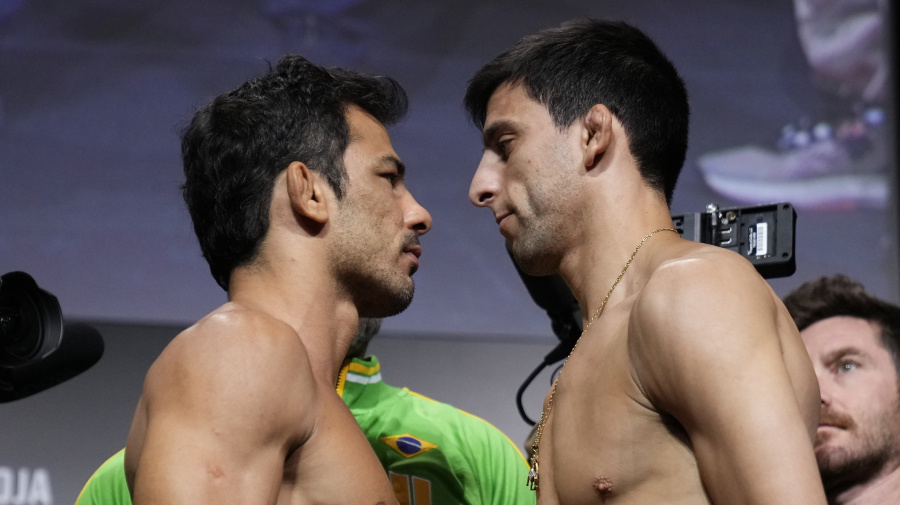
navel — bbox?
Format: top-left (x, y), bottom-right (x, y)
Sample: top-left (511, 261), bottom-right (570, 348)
top-left (207, 465), bottom-right (225, 479)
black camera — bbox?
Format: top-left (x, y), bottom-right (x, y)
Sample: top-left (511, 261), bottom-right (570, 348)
top-left (0, 271), bottom-right (104, 402)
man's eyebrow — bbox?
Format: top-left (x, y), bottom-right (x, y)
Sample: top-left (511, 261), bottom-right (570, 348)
top-left (823, 346), bottom-right (866, 365)
top-left (380, 155), bottom-right (405, 177)
top-left (482, 119), bottom-right (520, 149)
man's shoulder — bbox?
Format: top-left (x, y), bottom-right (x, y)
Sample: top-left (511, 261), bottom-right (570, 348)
top-left (637, 241), bottom-right (772, 316)
top-left (163, 303), bottom-right (309, 367)
top-left (628, 240), bottom-right (783, 368)
top-left (144, 303), bottom-right (315, 408)
top-left (187, 302), bottom-right (303, 342)
top-left (655, 240), bottom-right (759, 281)
top-left (628, 240), bottom-right (793, 400)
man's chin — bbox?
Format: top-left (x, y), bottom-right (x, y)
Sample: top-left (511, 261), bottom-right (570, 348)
top-left (356, 282), bottom-right (415, 318)
top-left (511, 244), bottom-right (558, 277)
top-left (814, 441), bottom-right (860, 473)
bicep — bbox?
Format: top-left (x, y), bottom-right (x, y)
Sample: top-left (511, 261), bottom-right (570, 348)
top-left (133, 330), bottom-right (315, 504)
top-left (133, 410), bottom-right (285, 504)
top-left (632, 266), bottom-right (825, 504)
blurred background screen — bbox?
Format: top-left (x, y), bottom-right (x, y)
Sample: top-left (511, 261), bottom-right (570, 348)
top-left (1, 0), bottom-right (897, 340)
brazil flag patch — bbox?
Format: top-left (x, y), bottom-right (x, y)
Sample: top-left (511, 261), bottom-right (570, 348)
top-left (381, 434), bottom-right (438, 458)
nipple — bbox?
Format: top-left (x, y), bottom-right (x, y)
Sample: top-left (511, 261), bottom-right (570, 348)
top-left (593, 476), bottom-right (615, 497)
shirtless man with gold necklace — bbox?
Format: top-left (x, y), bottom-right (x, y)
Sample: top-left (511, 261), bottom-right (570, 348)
top-left (465, 18), bottom-right (827, 505)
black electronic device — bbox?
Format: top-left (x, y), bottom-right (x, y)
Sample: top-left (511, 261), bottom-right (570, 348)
top-left (0, 271), bottom-right (104, 403)
top-left (672, 202), bottom-right (797, 278)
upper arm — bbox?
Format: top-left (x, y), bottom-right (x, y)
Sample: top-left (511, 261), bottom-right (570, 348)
top-left (132, 313), bottom-right (316, 505)
top-left (630, 254), bottom-right (825, 505)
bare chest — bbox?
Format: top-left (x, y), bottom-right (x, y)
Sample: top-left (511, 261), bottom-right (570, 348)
top-left (534, 324), bottom-right (707, 505)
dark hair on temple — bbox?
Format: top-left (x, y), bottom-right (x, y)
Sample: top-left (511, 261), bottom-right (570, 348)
top-left (181, 55), bottom-right (408, 290)
top-left (464, 18), bottom-right (689, 205)
top-left (783, 274), bottom-right (900, 377)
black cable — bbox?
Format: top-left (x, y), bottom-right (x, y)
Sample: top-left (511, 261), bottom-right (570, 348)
top-left (515, 337), bottom-right (577, 426)
top-left (516, 359), bottom-right (546, 426)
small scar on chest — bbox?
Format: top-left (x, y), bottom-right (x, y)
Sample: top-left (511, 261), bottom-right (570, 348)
top-left (593, 477), bottom-right (615, 496)
top-left (207, 466), bottom-right (225, 479)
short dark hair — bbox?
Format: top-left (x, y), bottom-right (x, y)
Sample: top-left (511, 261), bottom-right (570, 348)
top-left (783, 274), bottom-right (900, 376)
top-left (181, 55), bottom-right (408, 290)
top-left (464, 18), bottom-right (689, 205)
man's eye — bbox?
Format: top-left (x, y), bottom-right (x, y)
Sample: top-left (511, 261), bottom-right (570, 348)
top-left (382, 173), bottom-right (397, 184)
top-left (837, 361), bottom-right (857, 372)
top-left (497, 139), bottom-right (511, 158)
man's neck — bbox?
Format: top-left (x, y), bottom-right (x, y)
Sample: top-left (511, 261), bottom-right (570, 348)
top-left (228, 264), bottom-right (359, 385)
top-left (830, 463), bottom-right (900, 505)
top-left (558, 194), bottom-right (675, 322)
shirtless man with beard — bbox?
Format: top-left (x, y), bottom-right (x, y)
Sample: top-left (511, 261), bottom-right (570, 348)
top-left (124, 55), bottom-right (431, 505)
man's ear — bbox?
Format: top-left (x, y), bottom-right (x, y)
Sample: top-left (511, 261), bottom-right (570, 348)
top-left (285, 161), bottom-right (330, 224)
top-left (582, 104), bottom-right (613, 169)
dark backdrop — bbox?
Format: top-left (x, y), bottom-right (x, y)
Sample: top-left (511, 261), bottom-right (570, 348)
top-left (0, 2), bottom-right (897, 503)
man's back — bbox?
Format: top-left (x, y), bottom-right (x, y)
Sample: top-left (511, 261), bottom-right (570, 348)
top-left (534, 241), bottom-right (821, 504)
top-left (124, 304), bottom-right (397, 504)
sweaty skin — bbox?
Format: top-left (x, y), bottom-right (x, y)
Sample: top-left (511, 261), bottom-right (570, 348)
top-left (124, 308), bottom-right (397, 505)
top-left (533, 240), bottom-right (822, 505)
top-left (470, 83), bottom-right (826, 504)
top-left (125, 106), bottom-right (431, 505)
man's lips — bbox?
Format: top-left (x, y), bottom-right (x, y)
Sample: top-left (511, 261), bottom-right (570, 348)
top-left (404, 244), bottom-right (422, 260)
top-left (403, 245), bottom-right (421, 273)
top-left (400, 247), bottom-right (420, 276)
top-left (495, 212), bottom-right (514, 236)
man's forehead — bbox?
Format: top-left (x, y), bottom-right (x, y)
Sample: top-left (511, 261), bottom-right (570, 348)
top-left (484, 82), bottom-right (545, 121)
top-left (346, 105), bottom-right (390, 139)
top-left (802, 316), bottom-right (884, 354)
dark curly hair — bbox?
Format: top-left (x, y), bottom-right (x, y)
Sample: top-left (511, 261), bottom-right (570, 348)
top-left (181, 55), bottom-right (408, 291)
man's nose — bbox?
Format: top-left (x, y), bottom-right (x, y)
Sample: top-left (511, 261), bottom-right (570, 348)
top-left (405, 193), bottom-right (432, 235)
top-left (469, 153), bottom-right (500, 207)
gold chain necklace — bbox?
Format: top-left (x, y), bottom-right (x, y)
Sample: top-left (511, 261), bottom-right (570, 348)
top-left (526, 227), bottom-right (677, 491)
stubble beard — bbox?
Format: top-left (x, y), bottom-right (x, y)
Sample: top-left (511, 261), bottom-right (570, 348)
top-left (351, 274), bottom-right (414, 318)
top-left (510, 216), bottom-right (565, 276)
top-left (330, 215), bottom-right (417, 319)
top-left (817, 401), bottom-right (900, 498)
top-left (509, 189), bottom-right (580, 277)
top-left (333, 242), bottom-right (416, 319)
top-left (510, 137), bottom-right (581, 277)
